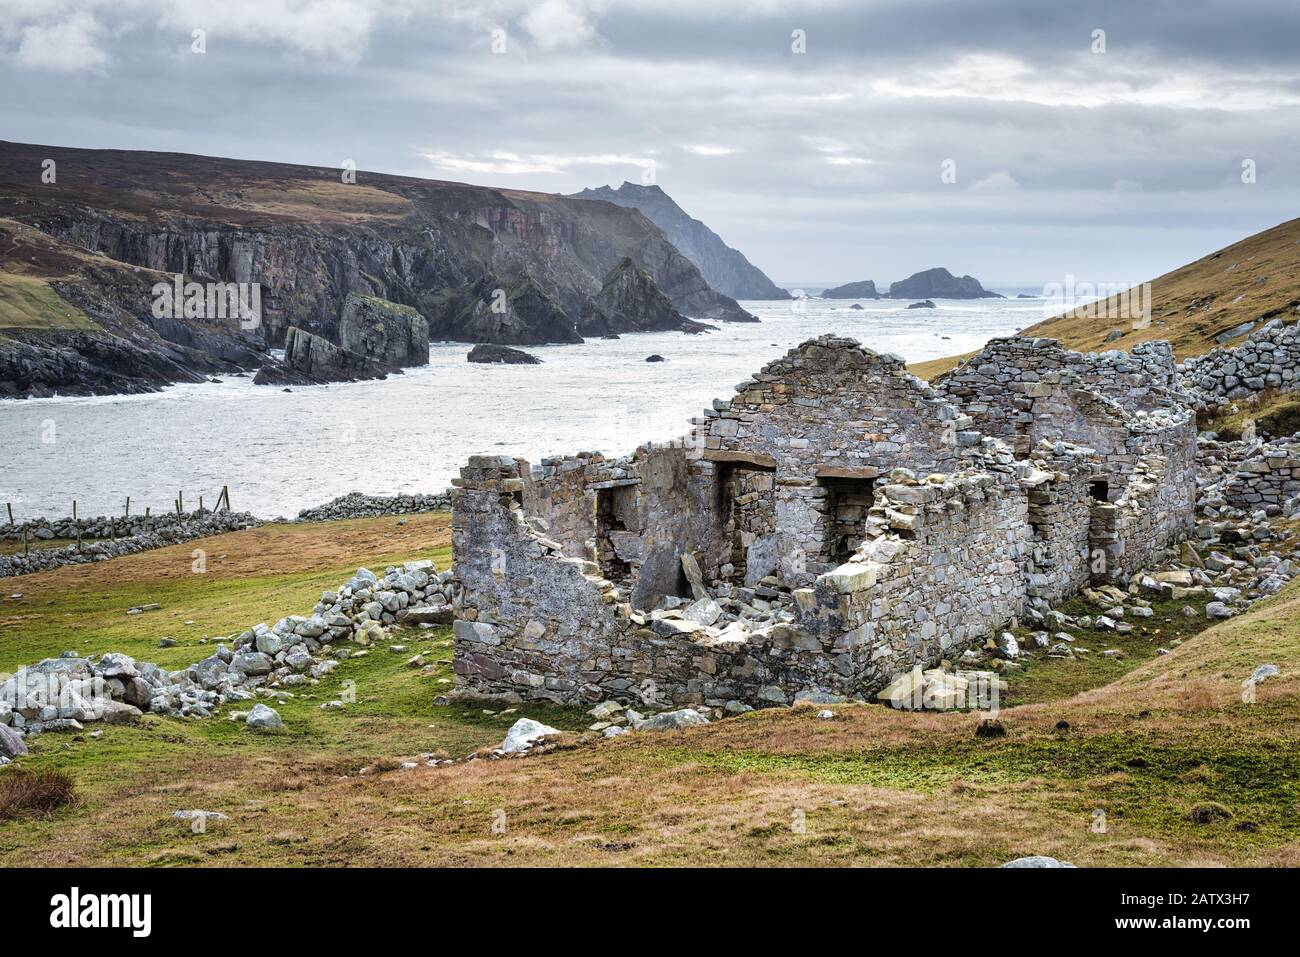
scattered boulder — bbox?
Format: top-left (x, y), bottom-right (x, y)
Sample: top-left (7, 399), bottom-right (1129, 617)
top-left (0, 723), bottom-right (27, 758)
top-left (246, 703), bottom-right (283, 731)
top-left (634, 708), bottom-right (709, 731)
top-left (500, 717), bottom-right (562, 753)
top-left (1001, 856), bottom-right (1076, 868)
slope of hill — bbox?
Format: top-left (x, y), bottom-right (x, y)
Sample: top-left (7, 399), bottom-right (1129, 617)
top-left (911, 217), bottom-right (1300, 380)
top-left (571, 182), bottom-right (790, 300)
top-left (0, 141), bottom-right (755, 397)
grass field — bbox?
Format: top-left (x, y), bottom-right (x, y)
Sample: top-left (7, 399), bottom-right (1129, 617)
top-left (1, 514), bottom-right (1296, 867)
top-left (0, 273), bottom-right (93, 331)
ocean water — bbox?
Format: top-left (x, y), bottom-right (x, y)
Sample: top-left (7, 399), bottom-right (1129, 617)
top-left (0, 297), bottom-right (1046, 519)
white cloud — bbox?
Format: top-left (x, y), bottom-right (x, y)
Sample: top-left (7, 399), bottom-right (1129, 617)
top-left (12, 13), bottom-right (109, 73)
top-left (970, 171), bottom-right (1019, 192)
top-left (520, 0), bottom-right (601, 51)
top-left (682, 144), bottom-right (734, 156)
top-left (423, 149), bottom-right (654, 176)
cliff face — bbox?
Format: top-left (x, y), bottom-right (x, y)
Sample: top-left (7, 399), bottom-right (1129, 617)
top-left (571, 183), bottom-right (789, 301)
top-left (886, 267), bottom-right (1003, 299)
top-left (0, 141), bottom-right (756, 397)
top-left (338, 293), bottom-right (429, 367)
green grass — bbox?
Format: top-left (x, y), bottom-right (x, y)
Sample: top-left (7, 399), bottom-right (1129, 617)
top-left (0, 529), bottom-right (591, 861)
top-left (1001, 593), bottom-right (1215, 707)
top-left (0, 273), bottom-right (94, 330)
top-left (1202, 390), bottom-right (1300, 440)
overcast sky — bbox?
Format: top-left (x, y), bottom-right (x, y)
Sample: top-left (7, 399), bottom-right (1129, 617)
top-left (1, 0), bottom-right (1296, 288)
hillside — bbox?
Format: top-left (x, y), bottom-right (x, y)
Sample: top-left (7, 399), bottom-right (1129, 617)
top-left (1, 514), bottom-right (1296, 866)
top-left (911, 217), bottom-right (1300, 380)
top-left (0, 141), bottom-right (754, 397)
top-left (571, 182), bottom-right (789, 300)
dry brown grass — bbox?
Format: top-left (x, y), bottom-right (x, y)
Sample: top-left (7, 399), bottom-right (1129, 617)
top-left (910, 217), bottom-right (1300, 379)
top-left (0, 769), bottom-right (77, 820)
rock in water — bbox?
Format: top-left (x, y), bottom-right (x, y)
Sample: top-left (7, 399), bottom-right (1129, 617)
top-left (246, 703), bottom-right (283, 730)
top-left (338, 292), bottom-right (429, 368)
top-left (906, 299), bottom-right (937, 309)
top-left (500, 717), bottom-right (562, 753)
top-left (254, 326), bottom-right (396, 386)
top-left (467, 344), bottom-right (542, 365)
top-left (821, 279), bottom-right (881, 299)
top-left (645, 354), bottom-right (666, 363)
top-left (0, 723), bottom-right (27, 758)
top-left (886, 267), bottom-right (1003, 299)
top-left (438, 275), bottom-right (581, 346)
top-left (1000, 856), bottom-right (1076, 868)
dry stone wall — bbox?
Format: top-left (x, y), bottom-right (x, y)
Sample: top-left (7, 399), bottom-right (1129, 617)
top-left (1181, 318), bottom-right (1300, 402)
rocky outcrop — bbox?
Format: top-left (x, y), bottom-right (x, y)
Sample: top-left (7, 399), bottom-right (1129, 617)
top-left (821, 279), bottom-right (881, 299)
top-left (571, 183), bottom-right (789, 300)
top-left (467, 344), bottom-right (542, 365)
top-left (886, 268), bottom-right (1003, 299)
top-left (338, 293), bottom-right (429, 367)
top-left (253, 326), bottom-right (395, 386)
top-left (433, 276), bottom-right (580, 345)
top-left (908, 300), bottom-right (937, 309)
top-left (580, 258), bottom-right (713, 336)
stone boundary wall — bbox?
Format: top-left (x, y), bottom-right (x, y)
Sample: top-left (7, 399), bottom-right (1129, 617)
top-left (295, 491), bottom-right (451, 521)
top-left (1205, 439), bottom-right (1300, 515)
top-left (793, 453), bottom-right (1030, 690)
top-left (1180, 318), bottom-right (1300, 403)
top-left (0, 511), bottom-right (261, 580)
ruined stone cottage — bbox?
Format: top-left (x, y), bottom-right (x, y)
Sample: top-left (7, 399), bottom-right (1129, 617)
top-left (450, 335), bottom-right (1197, 709)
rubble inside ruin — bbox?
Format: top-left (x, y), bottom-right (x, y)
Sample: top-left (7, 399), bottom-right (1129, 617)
top-left (448, 335), bottom-right (1204, 710)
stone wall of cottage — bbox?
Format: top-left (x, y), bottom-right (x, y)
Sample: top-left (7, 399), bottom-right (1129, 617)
top-left (936, 336), bottom-right (1187, 456)
top-left (692, 336), bottom-right (978, 585)
top-left (452, 455), bottom-right (878, 707)
top-left (793, 451), bottom-right (1031, 691)
top-left (1023, 443), bottom-right (1097, 605)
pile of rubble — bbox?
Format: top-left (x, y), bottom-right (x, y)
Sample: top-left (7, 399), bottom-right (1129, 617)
top-left (0, 510), bottom-right (261, 579)
top-left (0, 560), bottom-right (458, 748)
top-left (295, 491), bottom-right (451, 522)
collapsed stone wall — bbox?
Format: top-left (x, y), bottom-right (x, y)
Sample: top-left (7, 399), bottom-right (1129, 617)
top-left (793, 452), bottom-right (1031, 689)
top-left (1180, 318), bottom-right (1300, 403)
top-left (452, 455), bottom-right (858, 707)
top-left (696, 336), bottom-right (976, 583)
top-left (936, 337), bottom-right (1186, 447)
top-left (1198, 436), bottom-right (1300, 517)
